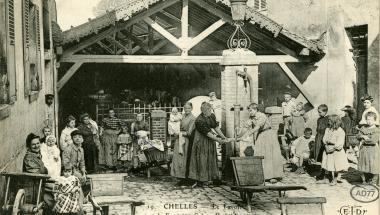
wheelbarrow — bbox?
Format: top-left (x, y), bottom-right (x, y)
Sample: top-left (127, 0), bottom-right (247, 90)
top-left (230, 156), bottom-right (307, 212)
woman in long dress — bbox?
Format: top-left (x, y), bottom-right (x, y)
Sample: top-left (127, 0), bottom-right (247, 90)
top-left (188, 102), bottom-right (232, 187)
top-left (100, 108), bottom-right (122, 169)
top-left (130, 113), bottom-right (149, 168)
top-left (171, 102), bottom-right (195, 184)
top-left (237, 103), bottom-right (284, 182)
top-left (77, 113), bottom-right (98, 173)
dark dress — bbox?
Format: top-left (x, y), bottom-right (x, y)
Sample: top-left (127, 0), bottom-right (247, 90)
top-left (188, 113), bottom-right (219, 182)
top-left (78, 123), bottom-right (98, 173)
top-left (314, 116), bottom-right (329, 162)
top-left (341, 116), bottom-right (356, 149)
top-left (171, 113), bottom-right (195, 179)
top-left (23, 150), bottom-right (48, 174)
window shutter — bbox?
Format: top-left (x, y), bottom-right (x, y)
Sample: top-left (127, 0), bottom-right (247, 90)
top-left (23, 0), bottom-right (30, 96)
top-left (254, 0), bottom-right (260, 10)
top-left (36, 7), bottom-right (40, 51)
top-left (261, 0), bottom-right (267, 9)
top-left (8, 0), bottom-right (14, 45)
top-left (23, 0), bottom-right (29, 47)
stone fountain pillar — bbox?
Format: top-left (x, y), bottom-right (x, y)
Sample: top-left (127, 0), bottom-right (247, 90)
top-left (219, 49), bottom-right (258, 179)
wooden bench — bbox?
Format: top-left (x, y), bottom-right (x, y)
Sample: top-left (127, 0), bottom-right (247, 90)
top-left (89, 196), bottom-right (144, 215)
top-left (277, 197), bottom-right (326, 215)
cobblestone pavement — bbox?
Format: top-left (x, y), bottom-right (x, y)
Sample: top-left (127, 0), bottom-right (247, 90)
top-left (84, 166), bottom-right (379, 215)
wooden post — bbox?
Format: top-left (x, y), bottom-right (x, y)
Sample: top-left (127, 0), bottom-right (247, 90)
top-left (57, 62), bottom-right (83, 91)
top-left (278, 62), bottom-right (315, 107)
top-left (181, 0), bottom-right (188, 55)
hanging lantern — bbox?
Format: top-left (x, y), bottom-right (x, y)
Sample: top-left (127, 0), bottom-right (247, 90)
top-left (230, 0), bottom-right (248, 22)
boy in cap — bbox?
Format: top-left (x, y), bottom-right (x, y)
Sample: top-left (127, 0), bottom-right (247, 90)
top-left (62, 130), bottom-right (86, 182)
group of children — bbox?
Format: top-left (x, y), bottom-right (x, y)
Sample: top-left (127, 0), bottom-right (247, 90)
top-left (281, 92), bottom-right (379, 186)
top-left (27, 126), bottom-right (83, 214)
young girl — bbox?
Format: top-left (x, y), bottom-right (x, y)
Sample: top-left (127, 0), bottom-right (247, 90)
top-left (320, 115), bottom-right (349, 185)
top-left (117, 125), bottom-right (133, 171)
top-left (168, 107), bottom-right (182, 136)
top-left (53, 164), bottom-right (81, 215)
top-left (357, 112), bottom-right (379, 185)
top-left (40, 135), bottom-right (61, 179)
top-left (291, 102), bottom-right (306, 138)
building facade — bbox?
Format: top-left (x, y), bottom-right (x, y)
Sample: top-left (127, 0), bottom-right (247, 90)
top-left (0, 0), bottom-right (59, 177)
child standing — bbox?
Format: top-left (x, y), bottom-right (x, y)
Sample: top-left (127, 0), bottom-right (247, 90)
top-left (40, 135), bottom-right (61, 179)
top-left (313, 104), bottom-right (329, 163)
top-left (357, 111), bottom-right (379, 185)
top-left (291, 128), bottom-right (314, 174)
top-left (117, 125), bottom-right (133, 172)
top-left (320, 115), bottom-right (349, 185)
top-left (53, 164), bottom-right (81, 215)
top-left (291, 102), bottom-right (306, 138)
top-left (281, 92), bottom-right (296, 134)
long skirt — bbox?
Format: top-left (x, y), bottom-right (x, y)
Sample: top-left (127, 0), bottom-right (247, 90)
top-left (314, 133), bottom-right (324, 162)
top-left (82, 142), bottom-right (98, 173)
top-left (254, 129), bottom-right (284, 180)
top-left (321, 149), bottom-right (349, 172)
top-left (358, 145), bottom-right (380, 174)
top-left (171, 135), bottom-right (189, 179)
top-left (101, 129), bottom-right (119, 167)
top-left (188, 130), bottom-right (219, 182)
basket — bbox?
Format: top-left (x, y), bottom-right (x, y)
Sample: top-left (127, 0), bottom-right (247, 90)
top-left (89, 174), bottom-right (127, 196)
top-left (230, 156), bottom-right (264, 186)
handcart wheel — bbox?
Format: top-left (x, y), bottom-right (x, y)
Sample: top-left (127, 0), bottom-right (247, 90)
top-left (12, 189), bottom-right (25, 215)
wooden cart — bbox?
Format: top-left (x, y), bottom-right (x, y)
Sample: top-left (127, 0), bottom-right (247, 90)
top-left (88, 174), bottom-right (144, 215)
top-left (230, 156), bottom-right (307, 212)
top-left (0, 172), bottom-right (51, 215)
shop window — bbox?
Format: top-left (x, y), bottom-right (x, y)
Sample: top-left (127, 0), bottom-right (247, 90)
top-left (23, 0), bottom-right (42, 101)
top-left (0, 0), bottom-right (17, 119)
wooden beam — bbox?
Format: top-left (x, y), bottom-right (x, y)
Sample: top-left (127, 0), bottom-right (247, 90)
top-left (144, 17), bottom-right (183, 49)
top-left (191, 0), bottom-right (301, 58)
top-left (60, 54), bottom-right (302, 64)
top-left (62, 0), bottom-right (180, 58)
top-left (57, 62), bottom-right (83, 91)
top-left (97, 41), bottom-right (113, 54)
top-left (60, 55), bottom-right (222, 64)
top-left (278, 62), bottom-right (315, 106)
top-left (181, 0), bottom-right (189, 38)
top-left (106, 37), bottom-right (130, 54)
top-left (187, 19), bottom-right (226, 50)
top-left (151, 40), bottom-right (170, 54)
top-left (181, 0), bottom-right (189, 55)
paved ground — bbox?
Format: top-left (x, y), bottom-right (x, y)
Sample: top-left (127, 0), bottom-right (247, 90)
top-left (84, 165), bottom-right (379, 215)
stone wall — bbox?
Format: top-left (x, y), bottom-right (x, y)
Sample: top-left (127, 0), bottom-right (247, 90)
top-left (260, 0), bottom-right (379, 114)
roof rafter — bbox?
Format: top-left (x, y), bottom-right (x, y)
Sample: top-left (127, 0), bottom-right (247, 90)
top-left (62, 0), bottom-right (180, 57)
